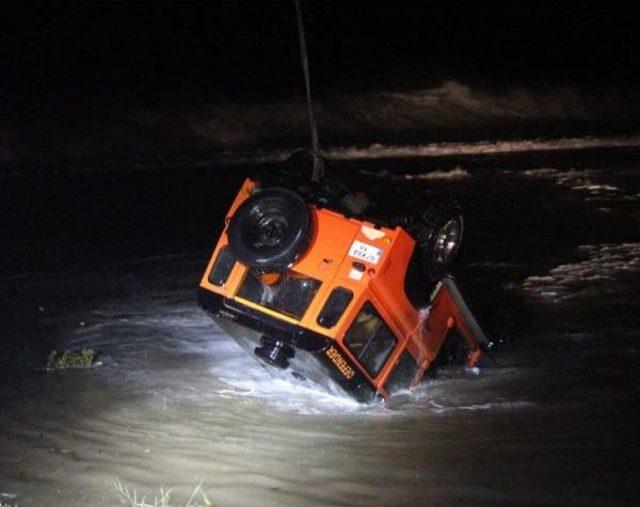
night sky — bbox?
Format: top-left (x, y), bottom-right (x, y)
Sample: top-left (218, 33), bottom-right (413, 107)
top-left (2, 1), bottom-right (639, 121)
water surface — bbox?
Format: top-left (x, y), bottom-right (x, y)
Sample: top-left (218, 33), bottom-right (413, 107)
top-left (1, 148), bottom-right (639, 505)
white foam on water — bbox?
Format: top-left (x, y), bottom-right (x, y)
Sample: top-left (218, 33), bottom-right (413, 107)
top-left (8, 132), bottom-right (639, 178)
top-left (401, 166), bottom-right (471, 180)
top-left (427, 400), bottom-right (537, 414)
top-left (65, 281), bottom-right (524, 418)
top-left (242, 135), bottom-right (640, 166)
top-left (523, 243), bottom-right (640, 302)
top-left (359, 165), bottom-right (472, 180)
top-left (62, 286), bottom-right (364, 415)
top-left (204, 331), bottom-right (364, 415)
top-left (519, 167), bottom-right (638, 201)
top-left (22, 255), bottom-right (536, 418)
top-left (324, 135), bottom-right (640, 161)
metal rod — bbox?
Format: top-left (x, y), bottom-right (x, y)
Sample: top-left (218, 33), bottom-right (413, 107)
top-left (295, 0), bottom-right (324, 182)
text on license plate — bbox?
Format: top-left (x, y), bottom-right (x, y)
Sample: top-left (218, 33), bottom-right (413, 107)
top-left (348, 240), bottom-right (384, 264)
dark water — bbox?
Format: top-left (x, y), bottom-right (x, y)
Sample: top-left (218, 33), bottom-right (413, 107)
top-left (1, 145), bottom-right (639, 505)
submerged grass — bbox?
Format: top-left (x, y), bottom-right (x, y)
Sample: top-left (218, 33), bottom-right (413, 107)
top-left (114, 479), bottom-right (213, 507)
top-left (46, 348), bottom-right (97, 371)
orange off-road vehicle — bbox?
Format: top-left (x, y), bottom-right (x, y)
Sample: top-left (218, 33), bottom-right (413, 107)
top-left (198, 177), bottom-right (490, 402)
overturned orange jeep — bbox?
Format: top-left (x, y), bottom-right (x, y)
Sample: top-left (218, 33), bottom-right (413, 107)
top-left (198, 178), bottom-right (490, 402)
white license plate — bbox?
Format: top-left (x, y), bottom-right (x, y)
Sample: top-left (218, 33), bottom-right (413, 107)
top-left (348, 240), bottom-right (384, 265)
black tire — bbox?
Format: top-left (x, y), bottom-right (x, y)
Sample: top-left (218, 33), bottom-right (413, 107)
top-left (227, 188), bottom-right (313, 273)
top-left (284, 148), bottom-right (315, 180)
top-left (411, 199), bottom-right (464, 282)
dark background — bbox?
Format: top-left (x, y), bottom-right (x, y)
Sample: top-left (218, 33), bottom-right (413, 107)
top-left (2, 1), bottom-right (639, 121)
top-left (2, 1), bottom-right (640, 276)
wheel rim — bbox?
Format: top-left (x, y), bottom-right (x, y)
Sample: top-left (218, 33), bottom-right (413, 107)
top-left (433, 218), bottom-right (462, 269)
top-left (252, 211), bottom-right (289, 248)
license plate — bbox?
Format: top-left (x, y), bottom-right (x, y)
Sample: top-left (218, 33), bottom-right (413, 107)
top-left (348, 240), bottom-right (384, 265)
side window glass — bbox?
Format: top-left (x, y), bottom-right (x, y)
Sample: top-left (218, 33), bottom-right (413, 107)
top-left (385, 350), bottom-right (420, 394)
top-left (317, 287), bottom-right (353, 328)
top-left (209, 246), bottom-right (236, 286)
top-left (343, 302), bottom-right (397, 377)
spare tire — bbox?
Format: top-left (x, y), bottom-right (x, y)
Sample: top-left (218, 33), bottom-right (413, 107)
top-left (227, 188), bottom-right (313, 273)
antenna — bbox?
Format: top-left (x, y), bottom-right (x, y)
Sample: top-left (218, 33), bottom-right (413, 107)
top-left (295, 0), bottom-right (325, 182)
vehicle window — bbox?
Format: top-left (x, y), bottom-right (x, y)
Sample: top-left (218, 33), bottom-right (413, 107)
top-left (237, 270), bottom-right (321, 320)
top-left (317, 287), bottom-right (353, 328)
top-left (209, 246), bottom-right (236, 286)
top-left (343, 302), bottom-right (397, 377)
top-left (385, 350), bottom-right (420, 394)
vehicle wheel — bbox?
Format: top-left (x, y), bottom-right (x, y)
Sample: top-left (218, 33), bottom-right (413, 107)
top-left (227, 188), bottom-right (313, 273)
top-left (284, 148), bottom-right (315, 180)
top-left (412, 199), bottom-right (464, 282)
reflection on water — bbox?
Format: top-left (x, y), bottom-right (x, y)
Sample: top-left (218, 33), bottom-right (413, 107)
top-left (1, 154), bottom-right (640, 505)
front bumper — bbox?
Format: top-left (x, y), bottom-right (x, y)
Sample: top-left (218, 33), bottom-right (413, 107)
top-left (197, 289), bottom-right (378, 403)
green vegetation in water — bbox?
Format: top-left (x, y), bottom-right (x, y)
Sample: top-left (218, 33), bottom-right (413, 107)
top-left (46, 348), bottom-right (98, 371)
top-left (114, 479), bottom-right (213, 507)
top-left (0, 493), bottom-right (18, 507)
